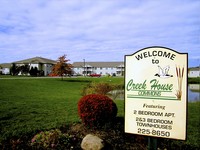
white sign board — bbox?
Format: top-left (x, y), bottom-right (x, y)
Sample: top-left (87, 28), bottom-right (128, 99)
top-left (125, 47), bottom-right (187, 140)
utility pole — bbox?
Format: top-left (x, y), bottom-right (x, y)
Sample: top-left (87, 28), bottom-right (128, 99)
top-left (83, 59), bottom-right (85, 77)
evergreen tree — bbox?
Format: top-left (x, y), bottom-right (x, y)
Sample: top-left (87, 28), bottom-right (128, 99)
top-left (10, 63), bottom-right (20, 75)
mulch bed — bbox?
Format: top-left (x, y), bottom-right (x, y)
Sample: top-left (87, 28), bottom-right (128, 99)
top-left (0, 117), bottom-right (194, 150)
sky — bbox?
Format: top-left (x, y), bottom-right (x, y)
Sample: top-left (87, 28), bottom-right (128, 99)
top-left (0, 0), bottom-right (199, 67)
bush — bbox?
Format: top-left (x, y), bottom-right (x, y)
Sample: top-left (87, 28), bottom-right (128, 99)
top-left (93, 82), bottom-right (114, 95)
top-left (82, 82), bottom-right (115, 96)
top-left (81, 82), bottom-right (96, 96)
top-left (78, 94), bottom-right (118, 127)
top-left (31, 129), bottom-right (78, 149)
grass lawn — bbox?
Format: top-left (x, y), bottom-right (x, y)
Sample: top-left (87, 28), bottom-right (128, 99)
top-left (0, 77), bottom-right (123, 142)
top-left (0, 76), bottom-right (199, 149)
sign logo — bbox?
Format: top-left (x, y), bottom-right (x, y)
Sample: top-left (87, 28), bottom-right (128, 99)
top-left (154, 65), bottom-right (173, 78)
top-left (125, 46), bottom-right (187, 140)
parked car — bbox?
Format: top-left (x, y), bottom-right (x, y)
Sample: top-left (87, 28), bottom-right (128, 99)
top-left (89, 74), bottom-right (101, 77)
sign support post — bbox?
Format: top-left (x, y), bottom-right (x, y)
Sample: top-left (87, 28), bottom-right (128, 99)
top-left (125, 46), bottom-right (188, 145)
top-left (148, 137), bottom-right (157, 150)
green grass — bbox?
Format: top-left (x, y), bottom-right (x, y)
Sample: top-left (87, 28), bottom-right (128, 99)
top-left (0, 77), bottom-right (124, 142)
top-left (0, 78), bottom-right (79, 141)
top-left (0, 76), bottom-right (199, 149)
top-left (187, 102), bottom-right (200, 148)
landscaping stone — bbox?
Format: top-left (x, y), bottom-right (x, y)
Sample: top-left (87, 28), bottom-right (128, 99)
top-left (81, 134), bottom-right (104, 150)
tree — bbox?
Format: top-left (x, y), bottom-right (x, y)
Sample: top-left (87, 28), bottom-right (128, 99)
top-left (52, 55), bottom-right (72, 80)
top-left (30, 66), bottom-right (38, 76)
top-left (20, 64), bottom-right (30, 75)
top-left (10, 63), bottom-right (21, 76)
top-left (0, 65), bottom-right (2, 75)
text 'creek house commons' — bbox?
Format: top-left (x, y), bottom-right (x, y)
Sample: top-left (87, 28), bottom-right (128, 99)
top-left (72, 62), bottom-right (124, 76)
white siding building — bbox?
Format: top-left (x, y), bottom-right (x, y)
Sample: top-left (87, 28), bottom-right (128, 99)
top-left (188, 67), bottom-right (200, 78)
top-left (0, 63), bottom-right (11, 75)
top-left (72, 62), bottom-right (124, 76)
top-left (12, 57), bottom-right (56, 76)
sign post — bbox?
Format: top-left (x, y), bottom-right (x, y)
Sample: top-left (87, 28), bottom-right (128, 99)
top-left (125, 47), bottom-right (188, 142)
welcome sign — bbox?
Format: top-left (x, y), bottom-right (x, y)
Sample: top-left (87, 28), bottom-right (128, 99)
top-left (125, 47), bottom-right (187, 140)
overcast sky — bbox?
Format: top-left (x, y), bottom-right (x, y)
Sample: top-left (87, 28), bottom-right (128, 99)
top-left (0, 0), bottom-right (199, 67)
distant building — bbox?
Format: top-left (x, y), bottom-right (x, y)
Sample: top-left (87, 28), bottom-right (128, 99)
top-left (0, 63), bottom-right (11, 75)
top-left (188, 67), bottom-right (200, 77)
top-left (72, 62), bottom-right (124, 76)
top-left (12, 57), bottom-right (56, 76)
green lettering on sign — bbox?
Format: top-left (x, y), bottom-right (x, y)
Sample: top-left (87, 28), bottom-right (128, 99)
top-left (150, 79), bottom-right (173, 91)
top-left (126, 79), bottom-right (147, 91)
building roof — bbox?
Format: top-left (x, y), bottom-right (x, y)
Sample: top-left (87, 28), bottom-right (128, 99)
top-left (12, 57), bottom-right (57, 64)
top-left (189, 67), bottom-right (200, 71)
top-left (0, 63), bottom-right (12, 68)
top-left (72, 62), bottom-right (124, 68)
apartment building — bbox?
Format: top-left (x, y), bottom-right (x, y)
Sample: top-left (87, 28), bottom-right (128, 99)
top-left (72, 62), bottom-right (124, 76)
top-left (12, 57), bottom-right (56, 76)
top-left (188, 67), bottom-right (200, 77)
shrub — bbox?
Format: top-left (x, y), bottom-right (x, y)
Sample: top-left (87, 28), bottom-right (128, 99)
top-left (94, 82), bottom-right (114, 95)
top-left (31, 129), bottom-right (78, 149)
top-left (81, 82), bottom-right (96, 96)
top-left (81, 82), bottom-right (114, 96)
top-left (31, 129), bottom-right (61, 149)
top-left (78, 94), bottom-right (118, 127)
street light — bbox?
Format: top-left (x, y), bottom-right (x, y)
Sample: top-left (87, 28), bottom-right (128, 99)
top-left (83, 59), bottom-right (85, 77)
